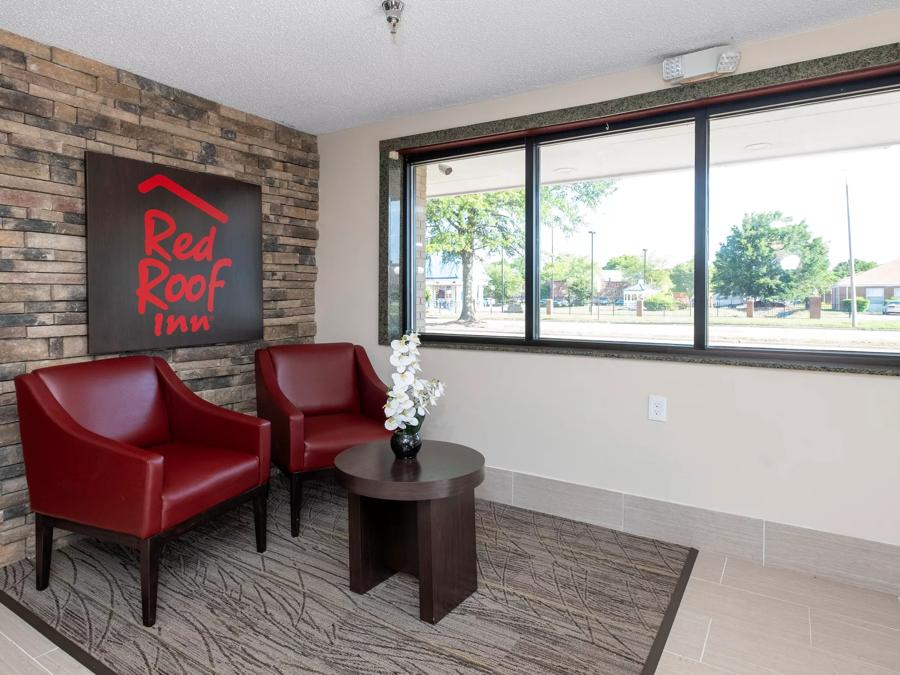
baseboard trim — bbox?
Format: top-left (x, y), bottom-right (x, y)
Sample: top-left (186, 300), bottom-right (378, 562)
top-left (476, 467), bottom-right (900, 595)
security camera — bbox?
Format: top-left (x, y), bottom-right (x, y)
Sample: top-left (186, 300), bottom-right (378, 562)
top-left (437, 163), bottom-right (453, 176)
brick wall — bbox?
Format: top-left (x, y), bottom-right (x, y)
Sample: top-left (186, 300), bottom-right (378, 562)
top-left (0, 29), bottom-right (318, 564)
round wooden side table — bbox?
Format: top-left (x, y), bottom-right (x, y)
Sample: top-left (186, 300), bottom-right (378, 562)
top-left (335, 439), bottom-right (485, 624)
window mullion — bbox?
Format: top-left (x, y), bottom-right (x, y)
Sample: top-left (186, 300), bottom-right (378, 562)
top-left (525, 138), bottom-right (539, 343)
top-left (693, 110), bottom-right (709, 350)
top-left (403, 159), bottom-right (416, 334)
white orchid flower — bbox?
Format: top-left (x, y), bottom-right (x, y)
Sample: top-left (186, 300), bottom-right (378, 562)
top-left (384, 332), bottom-right (445, 432)
top-left (392, 371), bottom-right (414, 387)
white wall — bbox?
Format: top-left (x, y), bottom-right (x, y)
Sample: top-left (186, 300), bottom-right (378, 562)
top-left (316, 10), bottom-right (900, 547)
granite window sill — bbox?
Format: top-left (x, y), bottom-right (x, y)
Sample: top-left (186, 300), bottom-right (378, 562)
top-left (378, 336), bottom-right (900, 376)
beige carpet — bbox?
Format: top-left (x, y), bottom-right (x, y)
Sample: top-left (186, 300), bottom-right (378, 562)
top-left (0, 478), bottom-right (694, 674)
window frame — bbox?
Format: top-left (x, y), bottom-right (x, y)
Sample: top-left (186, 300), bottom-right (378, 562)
top-left (399, 71), bottom-right (900, 369)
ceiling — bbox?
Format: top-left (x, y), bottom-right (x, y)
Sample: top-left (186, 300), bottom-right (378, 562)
top-left (2, 1), bottom-right (899, 134)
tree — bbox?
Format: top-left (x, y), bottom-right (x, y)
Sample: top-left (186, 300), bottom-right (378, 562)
top-left (541, 254), bottom-right (596, 304)
top-left (712, 211), bottom-right (832, 302)
top-left (644, 293), bottom-right (677, 311)
top-left (426, 180), bottom-right (614, 322)
top-left (712, 213), bottom-right (784, 301)
top-left (779, 221), bottom-right (834, 300)
top-left (832, 259), bottom-right (877, 278)
top-left (485, 257), bottom-right (525, 305)
top-left (670, 260), bottom-right (694, 296)
top-left (427, 191), bottom-right (522, 322)
top-left (603, 254), bottom-right (643, 285)
top-left (604, 253), bottom-right (670, 290)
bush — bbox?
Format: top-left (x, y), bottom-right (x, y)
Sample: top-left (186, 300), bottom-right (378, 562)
top-left (644, 293), bottom-right (677, 311)
top-left (841, 297), bottom-right (870, 312)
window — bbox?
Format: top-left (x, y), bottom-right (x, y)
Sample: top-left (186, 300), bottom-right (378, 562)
top-left (409, 149), bottom-right (525, 338)
top-left (538, 123), bottom-right (694, 344)
top-left (401, 76), bottom-right (900, 365)
top-left (708, 89), bottom-right (900, 353)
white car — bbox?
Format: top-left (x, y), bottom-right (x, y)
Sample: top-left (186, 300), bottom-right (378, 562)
top-left (883, 301), bottom-right (900, 315)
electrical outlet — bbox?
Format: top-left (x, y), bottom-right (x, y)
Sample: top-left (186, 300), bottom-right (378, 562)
top-left (648, 394), bottom-right (667, 422)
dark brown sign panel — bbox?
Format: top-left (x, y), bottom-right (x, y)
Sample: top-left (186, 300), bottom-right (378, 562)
top-left (86, 152), bottom-right (262, 354)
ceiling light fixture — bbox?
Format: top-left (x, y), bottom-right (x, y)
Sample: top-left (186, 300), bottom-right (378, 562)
top-left (381, 1), bottom-right (404, 36)
top-left (744, 142), bottom-right (773, 151)
top-left (554, 167), bottom-right (576, 175)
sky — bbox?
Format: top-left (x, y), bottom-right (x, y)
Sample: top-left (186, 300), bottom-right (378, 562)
top-left (540, 144), bottom-right (900, 272)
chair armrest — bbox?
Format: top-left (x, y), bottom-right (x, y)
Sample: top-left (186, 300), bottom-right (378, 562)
top-left (14, 374), bottom-right (164, 539)
top-left (153, 358), bottom-right (271, 484)
top-left (355, 345), bottom-right (388, 424)
top-left (255, 349), bottom-right (305, 473)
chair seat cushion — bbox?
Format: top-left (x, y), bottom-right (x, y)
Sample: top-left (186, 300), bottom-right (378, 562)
top-left (150, 442), bottom-right (259, 530)
top-left (303, 414), bottom-right (390, 471)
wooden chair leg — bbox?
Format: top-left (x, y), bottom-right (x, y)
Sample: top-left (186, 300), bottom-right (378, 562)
top-left (253, 484), bottom-right (268, 553)
top-left (139, 537), bottom-right (161, 627)
top-left (290, 473), bottom-right (302, 538)
top-left (35, 514), bottom-right (52, 591)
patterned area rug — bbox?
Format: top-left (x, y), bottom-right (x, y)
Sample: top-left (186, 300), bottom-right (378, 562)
top-left (0, 478), bottom-right (694, 674)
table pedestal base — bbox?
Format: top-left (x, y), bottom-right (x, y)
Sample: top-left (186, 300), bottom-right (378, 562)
top-left (348, 490), bottom-right (477, 624)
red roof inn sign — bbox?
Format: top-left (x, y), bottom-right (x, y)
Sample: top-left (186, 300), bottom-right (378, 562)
top-left (87, 153), bottom-right (262, 354)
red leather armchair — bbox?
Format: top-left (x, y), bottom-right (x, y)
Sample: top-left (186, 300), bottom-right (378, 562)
top-left (15, 355), bottom-right (271, 627)
top-left (255, 343), bottom-right (390, 536)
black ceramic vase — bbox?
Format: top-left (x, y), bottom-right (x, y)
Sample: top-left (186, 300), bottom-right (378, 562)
top-left (390, 430), bottom-right (422, 460)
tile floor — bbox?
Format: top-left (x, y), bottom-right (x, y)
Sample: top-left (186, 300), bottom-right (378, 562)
top-left (0, 550), bottom-right (896, 674)
top-left (0, 602), bottom-right (89, 674)
top-left (660, 551), bottom-right (900, 674)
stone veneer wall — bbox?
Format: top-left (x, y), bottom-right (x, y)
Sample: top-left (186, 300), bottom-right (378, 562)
top-left (0, 29), bottom-right (318, 564)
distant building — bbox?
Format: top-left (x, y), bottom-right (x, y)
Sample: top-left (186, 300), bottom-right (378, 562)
top-left (596, 280), bottom-right (627, 302)
top-left (623, 281), bottom-right (658, 308)
top-left (831, 259), bottom-right (900, 312)
top-left (595, 269), bottom-right (627, 302)
top-left (425, 255), bottom-right (489, 311)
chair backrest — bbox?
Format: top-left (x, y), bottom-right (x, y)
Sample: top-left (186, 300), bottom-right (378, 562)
top-left (33, 355), bottom-right (170, 447)
top-left (266, 343), bottom-right (360, 416)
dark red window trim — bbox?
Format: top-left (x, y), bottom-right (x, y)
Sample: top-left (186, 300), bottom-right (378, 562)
top-left (400, 63), bottom-right (900, 157)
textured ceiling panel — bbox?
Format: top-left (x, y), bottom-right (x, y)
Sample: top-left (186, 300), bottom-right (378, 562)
top-left (2, 0), bottom-right (898, 133)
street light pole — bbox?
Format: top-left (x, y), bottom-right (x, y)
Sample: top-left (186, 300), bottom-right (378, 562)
top-left (642, 248), bottom-right (648, 284)
top-left (588, 230), bottom-right (596, 316)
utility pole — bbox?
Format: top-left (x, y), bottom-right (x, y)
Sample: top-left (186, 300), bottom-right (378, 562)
top-left (642, 248), bottom-right (648, 284)
top-left (845, 179), bottom-right (858, 328)
top-left (550, 225), bottom-right (556, 308)
top-left (500, 248), bottom-right (505, 313)
top-left (588, 230), bottom-right (596, 316)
